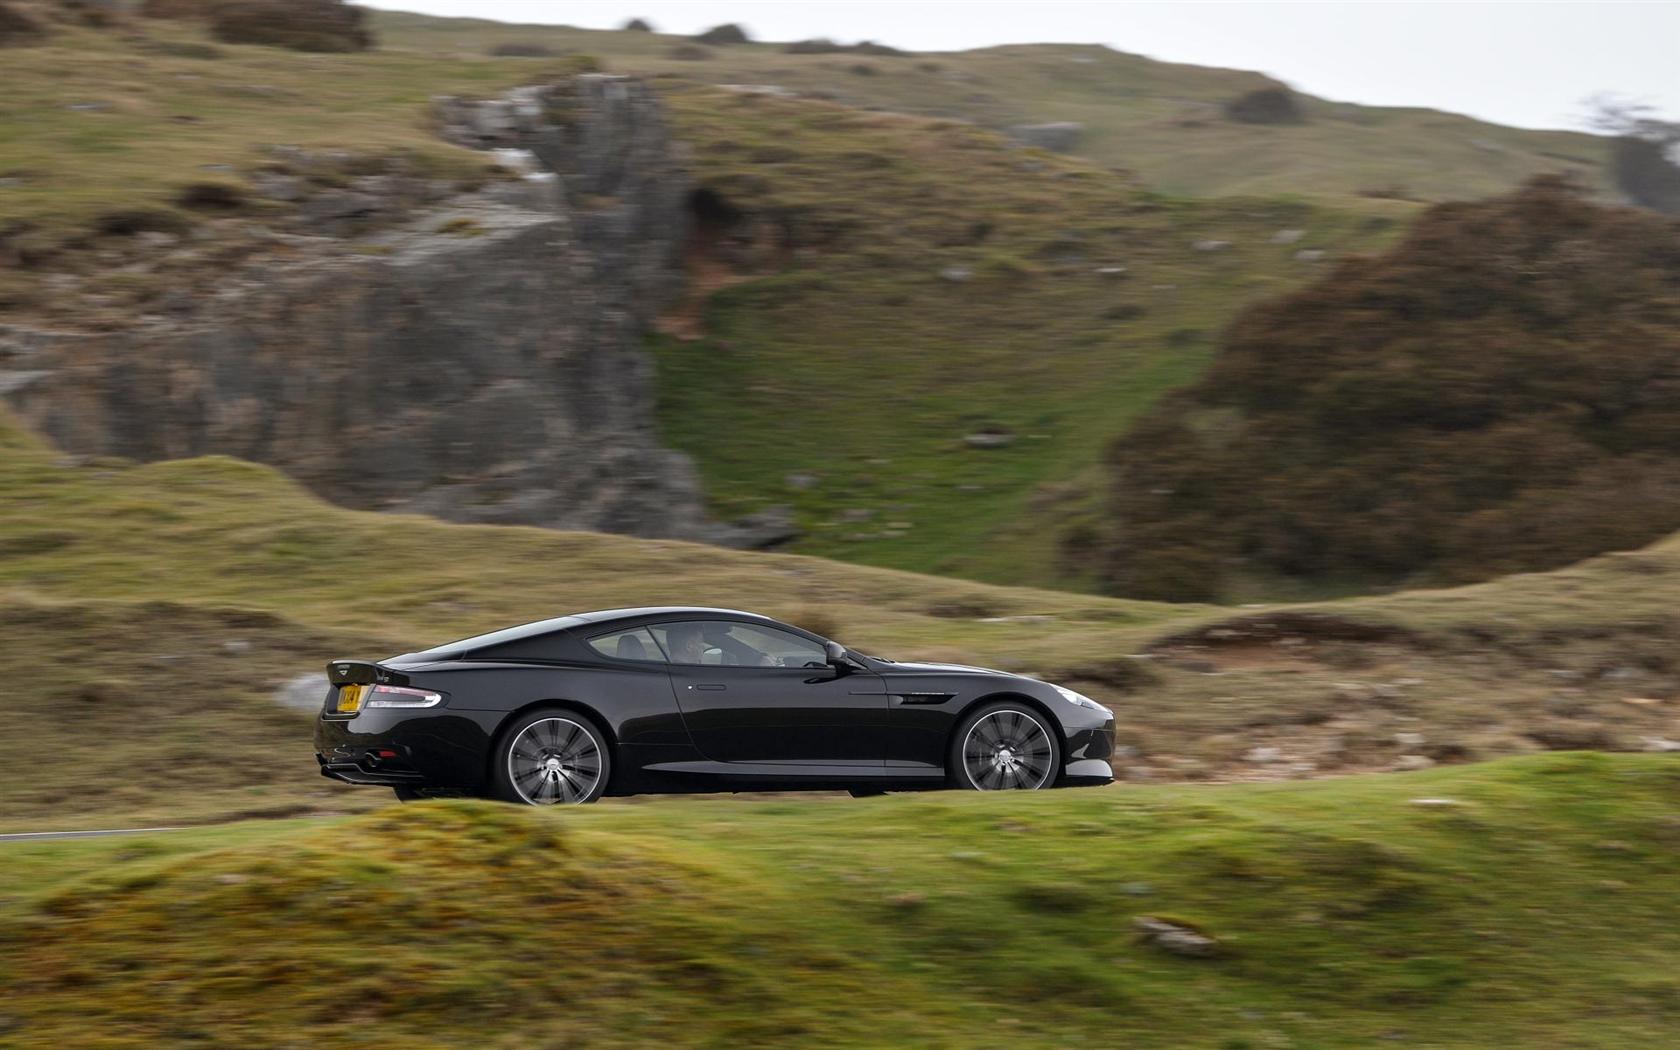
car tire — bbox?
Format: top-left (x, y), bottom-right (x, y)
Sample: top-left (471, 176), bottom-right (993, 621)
top-left (490, 708), bottom-right (612, 805)
top-left (392, 786), bottom-right (425, 802)
top-left (949, 701), bottom-right (1061, 791)
top-left (847, 788), bottom-right (886, 798)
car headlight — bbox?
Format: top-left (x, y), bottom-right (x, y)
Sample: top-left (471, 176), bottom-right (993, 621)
top-left (1052, 684), bottom-right (1107, 713)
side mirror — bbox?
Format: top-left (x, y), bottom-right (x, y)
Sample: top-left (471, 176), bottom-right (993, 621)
top-left (824, 640), bottom-right (851, 669)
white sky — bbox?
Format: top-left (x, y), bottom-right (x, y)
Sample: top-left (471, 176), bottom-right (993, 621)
top-left (358, 1), bottom-right (1680, 132)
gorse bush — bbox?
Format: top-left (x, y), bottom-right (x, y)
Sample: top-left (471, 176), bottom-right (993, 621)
top-left (1224, 86), bottom-right (1305, 125)
top-left (488, 41), bottom-right (556, 57)
top-left (1093, 177), bottom-right (1680, 601)
top-left (210, 0), bottom-right (372, 52)
top-left (0, 1), bottom-right (45, 44)
top-left (693, 22), bottom-right (749, 46)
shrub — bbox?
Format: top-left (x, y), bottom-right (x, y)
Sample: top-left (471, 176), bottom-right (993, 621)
top-left (693, 22), bottom-right (748, 45)
top-left (175, 181), bottom-right (246, 211)
top-left (140, 0), bottom-right (226, 16)
top-left (1224, 86), bottom-right (1304, 125)
top-left (0, 1), bottom-right (45, 45)
top-left (488, 41), bottom-right (556, 57)
top-left (210, 0), bottom-right (373, 53)
top-left (144, 39), bottom-right (224, 58)
top-left (665, 42), bottom-right (710, 60)
top-left (848, 62), bottom-right (877, 77)
top-left (622, 16), bottom-right (653, 32)
top-left (59, 0), bottom-right (127, 27)
top-left (780, 606), bottom-right (841, 641)
top-left (1091, 177), bottom-right (1680, 601)
top-left (1610, 135), bottom-right (1680, 214)
top-left (783, 37), bottom-right (844, 54)
top-left (94, 207), bottom-right (193, 237)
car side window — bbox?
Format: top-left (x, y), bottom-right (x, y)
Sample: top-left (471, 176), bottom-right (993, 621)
top-left (586, 627), bottom-right (667, 663)
top-left (649, 621), bottom-right (827, 668)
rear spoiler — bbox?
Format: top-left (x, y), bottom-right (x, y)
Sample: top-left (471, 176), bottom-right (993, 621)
top-left (325, 660), bottom-right (410, 688)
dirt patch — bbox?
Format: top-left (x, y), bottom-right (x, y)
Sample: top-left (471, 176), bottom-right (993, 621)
top-left (1146, 611), bottom-right (1419, 674)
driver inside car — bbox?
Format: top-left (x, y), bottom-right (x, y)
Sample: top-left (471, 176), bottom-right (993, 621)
top-left (666, 622), bottom-right (774, 666)
top-left (704, 623), bottom-right (776, 666)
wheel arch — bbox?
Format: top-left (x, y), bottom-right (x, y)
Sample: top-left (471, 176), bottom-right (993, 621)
top-left (946, 691), bottom-right (1067, 788)
top-left (951, 690), bottom-right (1065, 750)
top-left (487, 698), bottom-right (619, 783)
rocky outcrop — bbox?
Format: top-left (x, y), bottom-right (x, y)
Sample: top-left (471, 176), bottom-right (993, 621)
top-left (0, 75), bottom-right (780, 546)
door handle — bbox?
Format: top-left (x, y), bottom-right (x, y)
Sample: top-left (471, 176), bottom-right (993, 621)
top-left (689, 683), bottom-right (727, 691)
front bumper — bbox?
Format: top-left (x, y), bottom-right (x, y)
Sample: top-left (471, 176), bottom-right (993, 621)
top-left (1060, 710), bottom-right (1117, 786)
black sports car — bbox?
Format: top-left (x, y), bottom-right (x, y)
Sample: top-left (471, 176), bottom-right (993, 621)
top-left (314, 607), bottom-right (1115, 804)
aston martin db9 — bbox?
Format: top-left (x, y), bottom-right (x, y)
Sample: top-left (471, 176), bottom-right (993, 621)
top-left (314, 607), bottom-right (1115, 804)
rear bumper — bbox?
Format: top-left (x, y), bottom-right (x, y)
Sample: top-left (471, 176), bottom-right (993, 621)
top-left (317, 756), bottom-right (426, 782)
top-left (313, 709), bottom-right (501, 792)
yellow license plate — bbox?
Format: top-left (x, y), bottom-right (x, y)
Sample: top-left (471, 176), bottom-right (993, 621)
top-left (336, 684), bottom-right (366, 714)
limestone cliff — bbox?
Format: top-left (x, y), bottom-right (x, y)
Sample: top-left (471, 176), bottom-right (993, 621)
top-left (0, 75), bottom-right (781, 546)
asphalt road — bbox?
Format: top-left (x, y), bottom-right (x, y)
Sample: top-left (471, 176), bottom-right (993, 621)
top-left (0, 827), bottom-right (187, 844)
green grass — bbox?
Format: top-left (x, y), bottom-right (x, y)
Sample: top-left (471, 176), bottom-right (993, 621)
top-left (2, 753), bottom-right (1677, 1047)
top-left (4, 418), bottom-right (1680, 831)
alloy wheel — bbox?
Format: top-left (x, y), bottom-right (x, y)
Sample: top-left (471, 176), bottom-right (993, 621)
top-left (507, 717), bottom-right (603, 804)
top-left (961, 709), bottom-right (1054, 790)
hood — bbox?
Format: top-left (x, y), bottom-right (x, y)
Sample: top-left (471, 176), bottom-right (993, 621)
top-left (877, 660), bottom-right (1014, 677)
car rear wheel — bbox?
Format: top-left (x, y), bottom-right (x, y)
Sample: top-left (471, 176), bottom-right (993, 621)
top-left (951, 702), bottom-right (1060, 791)
top-left (491, 709), bottom-right (611, 805)
top-left (392, 786), bottom-right (425, 802)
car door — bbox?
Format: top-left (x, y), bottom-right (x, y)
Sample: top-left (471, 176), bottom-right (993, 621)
top-left (651, 619), bottom-right (889, 765)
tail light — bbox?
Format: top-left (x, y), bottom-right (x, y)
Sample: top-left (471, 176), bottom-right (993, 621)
top-left (363, 684), bottom-right (444, 709)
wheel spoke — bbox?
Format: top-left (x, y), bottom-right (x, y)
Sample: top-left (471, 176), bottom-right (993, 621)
top-left (507, 718), bottom-right (603, 805)
top-left (962, 710), bottom-right (1055, 791)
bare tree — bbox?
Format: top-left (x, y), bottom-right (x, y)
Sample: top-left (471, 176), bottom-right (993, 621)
top-left (1585, 94), bottom-right (1680, 214)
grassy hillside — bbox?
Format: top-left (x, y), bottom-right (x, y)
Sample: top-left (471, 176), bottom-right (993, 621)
top-left (645, 83), bottom-right (1396, 586)
top-left (0, 8), bottom-right (1619, 592)
top-left (0, 11), bottom-right (1409, 589)
top-left (3, 753), bottom-right (1678, 1047)
top-left (370, 10), bottom-right (1613, 204)
top-left (4, 416), bottom-right (1680, 831)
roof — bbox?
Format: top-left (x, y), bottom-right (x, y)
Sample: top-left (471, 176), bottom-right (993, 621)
top-left (568, 606), bottom-right (769, 623)
top-left (409, 607), bottom-right (776, 658)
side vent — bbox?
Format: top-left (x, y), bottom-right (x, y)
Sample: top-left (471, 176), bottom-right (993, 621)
top-left (894, 692), bottom-right (955, 705)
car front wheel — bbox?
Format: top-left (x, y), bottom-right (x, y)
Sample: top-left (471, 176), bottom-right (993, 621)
top-left (491, 709), bottom-right (612, 805)
top-left (951, 702), bottom-right (1060, 791)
